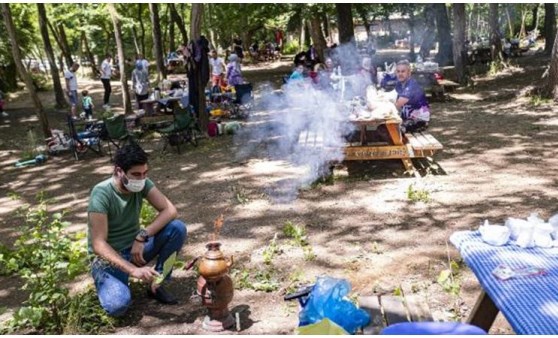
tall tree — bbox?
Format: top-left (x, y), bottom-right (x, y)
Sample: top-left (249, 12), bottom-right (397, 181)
top-left (419, 4), bottom-right (437, 58)
top-left (1, 3), bottom-right (51, 138)
top-left (540, 26), bottom-right (558, 99)
top-left (544, 3), bottom-right (556, 55)
top-left (170, 3), bottom-right (188, 45)
top-left (57, 23), bottom-right (74, 69)
top-left (107, 3), bottom-right (132, 114)
top-left (336, 3), bottom-right (354, 44)
top-left (46, 20), bottom-right (72, 70)
top-left (190, 3), bottom-right (209, 132)
top-left (434, 3), bottom-right (453, 66)
top-left (354, 3), bottom-right (370, 40)
top-left (149, 3), bottom-right (166, 81)
top-left (138, 4), bottom-right (146, 56)
top-left (528, 3), bottom-right (540, 32)
top-left (37, 3), bottom-right (67, 109)
top-left (489, 4), bottom-right (503, 63)
top-left (452, 4), bottom-right (468, 85)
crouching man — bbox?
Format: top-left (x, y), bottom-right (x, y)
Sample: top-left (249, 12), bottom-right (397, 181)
top-left (88, 143), bottom-right (187, 316)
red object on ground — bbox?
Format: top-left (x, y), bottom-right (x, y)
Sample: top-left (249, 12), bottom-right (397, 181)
top-left (434, 72), bottom-right (444, 81)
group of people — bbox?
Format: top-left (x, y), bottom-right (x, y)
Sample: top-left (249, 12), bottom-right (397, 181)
top-left (209, 49), bottom-right (244, 89)
top-left (287, 54), bottom-right (430, 134)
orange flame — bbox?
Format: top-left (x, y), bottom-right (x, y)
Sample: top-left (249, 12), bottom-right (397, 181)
top-left (211, 213), bottom-right (224, 242)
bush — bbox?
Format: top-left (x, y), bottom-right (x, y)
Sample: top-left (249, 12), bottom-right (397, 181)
top-left (282, 40), bottom-right (300, 55)
top-left (30, 73), bottom-right (49, 92)
top-left (0, 198), bottom-right (109, 334)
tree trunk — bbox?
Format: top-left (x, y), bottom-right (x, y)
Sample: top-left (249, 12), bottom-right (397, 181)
top-left (57, 23), bottom-right (74, 69)
top-left (81, 31), bottom-right (99, 77)
top-left (322, 13), bottom-right (330, 40)
top-left (336, 3), bottom-right (354, 44)
top-left (434, 3), bottom-right (453, 66)
top-left (1, 3), bottom-right (50, 138)
top-left (37, 3), bottom-right (67, 109)
top-left (107, 4), bottom-right (132, 114)
top-left (138, 3), bottom-right (146, 57)
top-left (300, 19), bottom-right (306, 52)
top-left (309, 16), bottom-right (327, 63)
top-left (149, 3), bottom-right (167, 81)
top-left (505, 5), bottom-right (514, 38)
top-left (519, 9), bottom-right (528, 39)
top-left (169, 10), bottom-right (176, 52)
top-left (489, 4), bottom-right (503, 62)
top-left (190, 3), bottom-right (208, 133)
top-left (528, 4), bottom-right (540, 32)
top-left (47, 20), bottom-right (73, 70)
top-left (452, 4), bottom-right (468, 85)
top-left (170, 3), bottom-right (188, 45)
top-left (544, 3), bottom-right (556, 55)
top-left (355, 4), bottom-right (370, 40)
top-left (408, 10), bottom-right (416, 61)
top-left (131, 24), bottom-right (141, 55)
top-left (540, 26), bottom-right (558, 99)
top-left (419, 4), bottom-right (437, 58)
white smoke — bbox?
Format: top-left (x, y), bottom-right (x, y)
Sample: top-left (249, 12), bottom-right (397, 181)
top-left (235, 43), bottom-right (375, 203)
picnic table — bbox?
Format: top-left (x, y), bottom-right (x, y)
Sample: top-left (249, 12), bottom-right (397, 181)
top-left (450, 230), bottom-right (558, 334)
top-left (140, 96), bottom-right (184, 114)
top-left (342, 114), bottom-right (443, 174)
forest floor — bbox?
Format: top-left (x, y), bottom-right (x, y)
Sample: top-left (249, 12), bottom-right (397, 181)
top-left (1, 49), bottom-right (557, 334)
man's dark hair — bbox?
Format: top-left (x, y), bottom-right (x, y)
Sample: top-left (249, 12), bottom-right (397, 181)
top-left (114, 143), bottom-right (148, 172)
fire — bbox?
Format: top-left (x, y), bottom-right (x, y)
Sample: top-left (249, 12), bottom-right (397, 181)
top-left (211, 213), bottom-right (224, 242)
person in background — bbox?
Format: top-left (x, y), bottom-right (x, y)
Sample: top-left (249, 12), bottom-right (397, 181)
top-left (135, 54), bottom-right (150, 73)
top-left (394, 60), bottom-right (430, 133)
top-left (209, 49), bottom-right (226, 88)
top-left (81, 90), bottom-right (94, 120)
top-left (100, 54), bottom-right (113, 108)
top-left (132, 63), bottom-right (150, 110)
top-left (0, 90), bottom-right (7, 117)
top-left (288, 64), bottom-right (305, 83)
top-left (233, 37), bottom-right (244, 63)
top-left (88, 143), bottom-right (187, 316)
top-left (225, 53), bottom-right (244, 87)
top-left (64, 62), bottom-right (80, 120)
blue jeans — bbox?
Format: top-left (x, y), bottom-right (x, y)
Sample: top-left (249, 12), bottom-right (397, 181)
top-left (91, 219), bottom-right (187, 316)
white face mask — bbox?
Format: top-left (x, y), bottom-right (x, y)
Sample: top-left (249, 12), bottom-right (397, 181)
top-left (122, 173), bottom-right (146, 193)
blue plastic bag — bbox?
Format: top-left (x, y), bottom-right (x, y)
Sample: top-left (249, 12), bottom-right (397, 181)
top-left (298, 276), bottom-right (370, 334)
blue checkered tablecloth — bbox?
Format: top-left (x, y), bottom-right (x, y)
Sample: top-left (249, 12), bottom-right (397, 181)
top-left (450, 231), bottom-right (558, 334)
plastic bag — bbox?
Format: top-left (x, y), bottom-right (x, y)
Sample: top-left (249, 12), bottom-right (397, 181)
top-left (296, 318), bottom-right (348, 335)
top-left (298, 276), bottom-right (370, 334)
top-left (479, 220), bottom-right (510, 246)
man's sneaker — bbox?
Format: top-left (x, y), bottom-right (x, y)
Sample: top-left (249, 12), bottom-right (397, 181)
top-left (1, 111), bottom-right (8, 117)
top-left (147, 286), bottom-right (178, 305)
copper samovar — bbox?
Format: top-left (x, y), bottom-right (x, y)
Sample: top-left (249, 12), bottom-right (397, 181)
top-left (196, 241), bottom-right (235, 332)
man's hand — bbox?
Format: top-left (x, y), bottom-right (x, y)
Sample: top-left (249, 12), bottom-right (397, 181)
top-left (130, 266), bottom-right (159, 283)
top-left (131, 240), bottom-right (147, 266)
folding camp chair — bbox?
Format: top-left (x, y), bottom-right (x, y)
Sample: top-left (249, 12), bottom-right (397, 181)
top-left (66, 115), bottom-right (104, 160)
top-left (156, 105), bottom-right (200, 154)
top-left (231, 83), bottom-right (253, 119)
top-left (102, 114), bottom-right (135, 158)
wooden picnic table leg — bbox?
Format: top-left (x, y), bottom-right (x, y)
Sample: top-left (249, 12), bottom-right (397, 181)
top-left (385, 122), bottom-right (418, 176)
top-left (466, 290), bottom-right (499, 332)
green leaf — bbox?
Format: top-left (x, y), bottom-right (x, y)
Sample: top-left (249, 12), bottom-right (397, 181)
top-left (437, 269), bottom-right (451, 284)
top-left (155, 252), bottom-right (177, 285)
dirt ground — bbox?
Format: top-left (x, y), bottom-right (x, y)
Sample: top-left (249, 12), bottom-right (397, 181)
top-left (1, 50), bottom-right (557, 334)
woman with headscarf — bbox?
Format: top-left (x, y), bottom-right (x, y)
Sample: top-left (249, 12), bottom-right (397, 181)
top-left (132, 62), bottom-right (150, 110)
top-left (225, 53), bottom-right (244, 87)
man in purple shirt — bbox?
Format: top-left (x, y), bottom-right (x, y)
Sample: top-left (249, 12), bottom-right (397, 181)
top-left (395, 60), bottom-right (430, 133)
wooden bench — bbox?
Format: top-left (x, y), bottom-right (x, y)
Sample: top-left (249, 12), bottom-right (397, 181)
top-left (405, 131), bottom-right (443, 158)
top-left (358, 293), bottom-right (433, 334)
